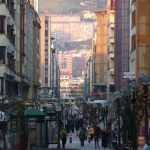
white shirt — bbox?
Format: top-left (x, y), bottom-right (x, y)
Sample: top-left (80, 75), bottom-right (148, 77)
top-left (138, 144), bottom-right (148, 150)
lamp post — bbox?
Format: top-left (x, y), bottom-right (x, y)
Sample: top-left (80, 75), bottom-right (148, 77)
top-left (140, 74), bottom-right (150, 143)
top-left (129, 81), bottom-right (138, 150)
top-left (115, 91), bottom-right (122, 145)
top-left (55, 104), bottom-right (62, 149)
top-left (115, 91), bottom-right (123, 147)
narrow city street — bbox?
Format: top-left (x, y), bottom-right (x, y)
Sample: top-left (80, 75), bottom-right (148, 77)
top-left (0, 0), bottom-right (150, 149)
top-left (47, 133), bottom-right (111, 150)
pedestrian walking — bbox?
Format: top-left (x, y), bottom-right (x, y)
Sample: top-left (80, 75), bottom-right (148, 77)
top-left (101, 129), bottom-right (108, 149)
top-left (79, 127), bottom-right (86, 147)
top-left (90, 125), bottom-right (94, 141)
top-left (107, 127), bottom-right (112, 148)
top-left (69, 131), bottom-right (73, 143)
top-left (88, 126), bottom-right (91, 143)
top-left (60, 128), bottom-right (67, 149)
top-left (75, 120), bottom-right (80, 136)
top-left (94, 125), bottom-right (101, 149)
top-left (137, 135), bottom-right (150, 150)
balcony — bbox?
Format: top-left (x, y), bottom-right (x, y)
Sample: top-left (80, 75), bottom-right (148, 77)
top-left (0, 46), bottom-right (6, 64)
top-left (109, 38), bottom-right (114, 44)
top-left (109, 23), bottom-right (114, 29)
top-left (0, 0), bottom-right (15, 19)
top-left (110, 68), bottom-right (114, 75)
top-left (6, 0), bottom-right (15, 19)
top-left (109, 53), bottom-right (114, 59)
top-left (7, 24), bottom-right (15, 45)
top-left (7, 52), bottom-right (15, 72)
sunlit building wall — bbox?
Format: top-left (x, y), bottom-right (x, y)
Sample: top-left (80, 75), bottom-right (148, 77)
top-left (130, 0), bottom-right (150, 78)
top-left (107, 0), bottom-right (115, 85)
top-left (94, 10), bottom-right (108, 87)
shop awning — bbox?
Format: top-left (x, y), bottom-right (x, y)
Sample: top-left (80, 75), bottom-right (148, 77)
top-left (87, 99), bottom-right (112, 106)
top-left (24, 108), bottom-right (46, 117)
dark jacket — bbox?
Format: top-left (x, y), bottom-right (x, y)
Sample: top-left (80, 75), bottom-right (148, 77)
top-left (79, 129), bottom-right (86, 140)
top-left (94, 126), bottom-right (101, 138)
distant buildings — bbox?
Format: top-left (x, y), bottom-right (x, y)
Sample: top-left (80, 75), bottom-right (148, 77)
top-left (49, 14), bottom-right (94, 50)
top-left (72, 55), bottom-right (86, 78)
top-left (58, 50), bottom-right (92, 98)
top-left (0, 0), bottom-right (40, 100)
top-left (84, 0), bottom-right (116, 99)
top-left (39, 14), bottom-right (60, 99)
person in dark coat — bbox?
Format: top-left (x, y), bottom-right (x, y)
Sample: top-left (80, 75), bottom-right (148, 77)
top-left (101, 129), bottom-right (108, 149)
top-left (79, 128), bottom-right (86, 147)
top-left (60, 128), bottom-right (67, 149)
top-left (94, 125), bottom-right (101, 149)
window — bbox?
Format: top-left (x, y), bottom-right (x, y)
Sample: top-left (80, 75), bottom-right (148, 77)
top-left (0, 16), bottom-right (5, 33)
top-left (45, 19), bottom-right (48, 29)
top-left (45, 68), bottom-right (48, 75)
top-left (45, 30), bottom-right (48, 37)
top-left (131, 35), bottom-right (136, 51)
top-left (0, 78), bottom-right (3, 95)
top-left (0, 0), bottom-right (5, 3)
top-left (0, 46), bottom-right (5, 64)
top-left (132, 11), bottom-right (136, 28)
top-left (45, 59), bottom-right (48, 66)
top-left (45, 77), bottom-right (48, 84)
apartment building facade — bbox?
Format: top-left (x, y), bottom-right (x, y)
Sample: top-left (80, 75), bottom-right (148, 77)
top-left (107, 0), bottom-right (115, 85)
top-left (0, 0), bottom-right (21, 100)
top-left (94, 10), bottom-right (108, 94)
top-left (92, 3), bottom-right (115, 98)
top-left (114, 0), bottom-right (130, 90)
top-left (0, 0), bottom-right (40, 100)
top-left (130, 0), bottom-right (150, 78)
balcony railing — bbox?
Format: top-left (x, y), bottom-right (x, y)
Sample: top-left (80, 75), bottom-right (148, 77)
top-left (7, 25), bottom-right (15, 45)
top-left (7, 53), bottom-right (15, 72)
top-left (0, 46), bottom-right (6, 64)
top-left (6, 0), bottom-right (15, 19)
top-left (0, 15), bottom-right (5, 33)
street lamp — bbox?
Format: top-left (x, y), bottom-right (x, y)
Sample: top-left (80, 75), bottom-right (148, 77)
top-left (129, 82), bottom-right (138, 150)
top-left (115, 91), bottom-right (122, 145)
top-left (140, 73), bottom-right (150, 143)
top-left (55, 104), bottom-right (62, 149)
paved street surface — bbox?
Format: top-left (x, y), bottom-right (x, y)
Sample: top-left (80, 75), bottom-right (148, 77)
top-left (48, 134), bottom-right (111, 150)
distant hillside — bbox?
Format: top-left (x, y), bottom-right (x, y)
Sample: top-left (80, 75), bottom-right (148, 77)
top-left (39, 0), bottom-right (107, 14)
top-left (39, 0), bottom-right (81, 14)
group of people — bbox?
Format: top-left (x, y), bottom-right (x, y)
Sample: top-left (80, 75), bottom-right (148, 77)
top-left (60, 124), bottom-right (150, 150)
top-left (78, 124), bottom-right (110, 149)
